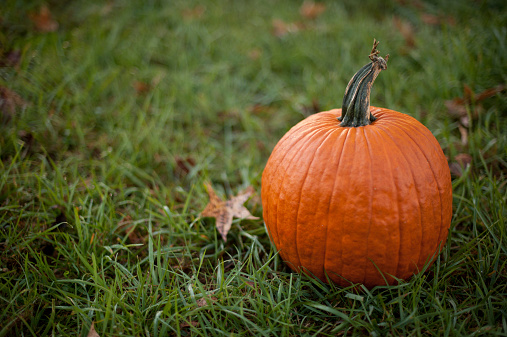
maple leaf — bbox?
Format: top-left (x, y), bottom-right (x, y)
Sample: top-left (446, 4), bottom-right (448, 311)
top-left (200, 182), bottom-right (258, 242)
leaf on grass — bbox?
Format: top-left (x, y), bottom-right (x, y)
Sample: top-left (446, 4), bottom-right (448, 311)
top-left (133, 81), bottom-right (151, 95)
top-left (271, 19), bottom-right (305, 37)
top-left (29, 5), bottom-right (59, 32)
top-left (248, 48), bottom-right (262, 61)
top-left (180, 321), bottom-right (199, 328)
top-left (200, 182), bottom-right (258, 242)
top-left (420, 13), bottom-right (456, 26)
top-left (393, 16), bottom-right (416, 49)
top-left (0, 50), bottom-right (22, 68)
top-left (475, 84), bottom-right (506, 102)
top-left (182, 5), bottom-right (205, 20)
top-left (87, 322), bottom-right (100, 337)
top-left (0, 86), bottom-right (29, 122)
top-left (449, 153), bottom-right (472, 178)
top-left (300, 1), bottom-right (326, 20)
top-left (196, 297), bottom-right (217, 307)
top-left (445, 84), bottom-right (506, 127)
top-left (175, 156), bottom-right (197, 177)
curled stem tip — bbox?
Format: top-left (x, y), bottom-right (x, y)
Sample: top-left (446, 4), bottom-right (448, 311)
top-left (339, 39), bottom-right (389, 127)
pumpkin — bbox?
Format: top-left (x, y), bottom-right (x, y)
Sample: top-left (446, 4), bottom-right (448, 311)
top-left (261, 40), bottom-right (452, 288)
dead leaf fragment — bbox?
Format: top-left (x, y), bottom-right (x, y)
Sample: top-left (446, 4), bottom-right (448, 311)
top-left (196, 297), bottom-right (217, 307)
top-left (393, 16), bottom-right (416, 48)
top-left (475, 84), bottom-right (506, 102)
top-left (182, 5), bottom-right (205, 20)
top-left (29, 5), bottom-right (59, 32)
top-left (200, 182), bottom-right (258, 242)
top-left (0, 86), bottom-right (29, 122)
top-left (449, 153), bottom-right (472, 177)
top-left (175, 156), bottom-right (196, 176)
top-left (133, 81), bottom-right (150, 95)
top-left (455, 153), bottom-right (472, 168)
top-left (300, 1), bottom-right (326, 20)
top-left (180, 321), bottom-right (199, 328)
top-left (272, 19), bottom-right (304, 37)
top-left (0, 50), bottom-right (22, 68)
top-left (445, 84), bottom-right (506, 127)
top-left (87, 322), bottom-right (100, 337)
top-left (420, 13), bottom-right (455, 26)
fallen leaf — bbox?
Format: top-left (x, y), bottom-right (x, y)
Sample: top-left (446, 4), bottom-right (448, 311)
top-left (248, 48), bottom-right (262, 60)
top-left (100, 2), bottom-right (115, 16)
top-left (0, 86), bottom-right (29, 122)
top-left (420, 13), bottom-right (455, 26)
top-left (180, 321), bottom-right (199, 328)
top-left (420, 13), bottom-right (440, 25)
top-left (455, 153), bottom-right (472, 168)
top-left (87, 322), bottom-right (100, 337)
top-left (449, 153), bottom-right (472, 177)
top-left (182, 5), bottom-right (205, 20)
top-left (393, 16), bottom-right (416, 48)
top-left (200, 182), bottom-right (258, 242)
top-left (196, 297), bottom-right (217, 307)
top-left (29, 5), bottom-right (59, 32)
top-left (127, 226), bottom-right (144, 244)
top-left (271, 19), bottom-right (304, 37)
top-left (0, 50), bottom-right (22, 68)
top-left (475, 84), bottom-right (506, 102)
top-left (445, 84), bottom-right (506, 127)
top-left (133, 81), bottom-right (150, 95)
top-left (444, 98), bottom-right (467, 120)
top-left (300, 1), bottom-right (326, 20)
top-left (175, 156), bottom-right (196, 176)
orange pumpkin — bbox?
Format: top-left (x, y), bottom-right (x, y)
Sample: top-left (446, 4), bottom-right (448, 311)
top-left (261, 40), bottom-right (452, 288)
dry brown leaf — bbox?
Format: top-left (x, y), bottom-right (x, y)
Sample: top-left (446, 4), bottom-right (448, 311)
top-left (29, 5), bottom-right (59, 32)
top-left (300, 1), bottom-right (326, 20)
top-left (455, 153), bottom-right (472, 168)
top-left (182, 5), bottom-right (205, 20)
top-left (200, 182), bottom-right (258, 242)
top-left (133, 81), bottom-right (150, 95)
top-left (196, 296), bottom-right (217, 307)
top-left (475, 84), bottom-right (506, 102)
top-left (420, 13), bottom-right (455, 26)
top-left (445, 84), bottom-right (506, 127)
top-left (180, 321), bottom-right (199, 328)
top-left (449, 153), bottom-right (472, 177)
top-left (87, 322), bottom-right (100, 337)
top-left (271, 19), bottom-right (304, 37)
top-left (175, 156), bottom-right (196, 176)
top-left (393, 16), bottom-right (416, 48)
top-left (0, 86), bottom-right (29, 122)
top-left (248, 48), bottom-right (262, 61)
top-left (0, 50), bottom-right (21, 68)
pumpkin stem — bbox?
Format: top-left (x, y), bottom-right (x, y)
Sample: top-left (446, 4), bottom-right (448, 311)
top-left (338, 39), bottom-right (389, 127)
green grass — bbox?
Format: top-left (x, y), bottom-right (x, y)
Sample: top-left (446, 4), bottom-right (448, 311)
top-left (1, 0), bottom-right (506, 335)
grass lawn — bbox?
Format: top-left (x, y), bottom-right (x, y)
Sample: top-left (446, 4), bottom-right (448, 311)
top-left (1, 0), bottom-right (506, 335)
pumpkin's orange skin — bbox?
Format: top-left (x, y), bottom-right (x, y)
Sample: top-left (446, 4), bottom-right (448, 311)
top-left (261, 107), bottom-right (452, 288)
